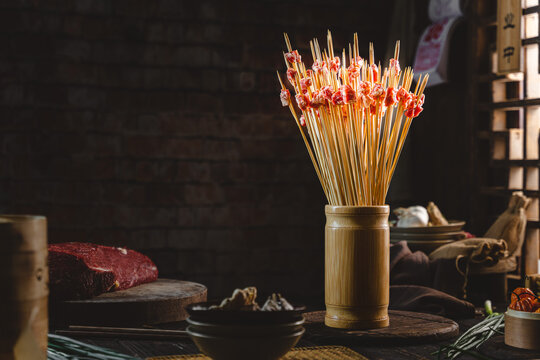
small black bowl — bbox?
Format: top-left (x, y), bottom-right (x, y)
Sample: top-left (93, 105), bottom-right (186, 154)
top-left (186, 301), bottom-right (306, 324)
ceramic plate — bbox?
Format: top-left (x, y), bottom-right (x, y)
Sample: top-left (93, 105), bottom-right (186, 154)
top-left (390, 220), bottom-right (466, 234)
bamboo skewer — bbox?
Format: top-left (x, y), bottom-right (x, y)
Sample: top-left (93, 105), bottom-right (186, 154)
top-left (278, 32), bottom-right (427, 206)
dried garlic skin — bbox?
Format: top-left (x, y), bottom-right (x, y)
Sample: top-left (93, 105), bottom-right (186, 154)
top-left (394, 206), bottom-right (429, 227)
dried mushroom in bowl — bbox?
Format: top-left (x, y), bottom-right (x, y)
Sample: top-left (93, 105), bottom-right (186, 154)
top-left (195, 287), bottom-right (295, 312)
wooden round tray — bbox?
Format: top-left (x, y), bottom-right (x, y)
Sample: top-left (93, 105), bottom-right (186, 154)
top-left (390, 221), bottom-right (466, 234)
top-left (50, 279), bottom-right (207, 327)
top-left (303, 310), bottom-right (459, 345)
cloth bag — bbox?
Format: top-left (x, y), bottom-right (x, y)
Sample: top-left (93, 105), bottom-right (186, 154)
top-left (390, 241), bottom-right (473, 308)
top-left (483, 191), bottom-right (530, 257)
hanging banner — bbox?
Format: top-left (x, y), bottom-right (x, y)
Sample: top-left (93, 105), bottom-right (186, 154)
top-left (413, 0), bottom-right (463, 87)
top-left (497, 0), bottom-right (521, 74)
top-left (414, 17), bottom-right (461, 86)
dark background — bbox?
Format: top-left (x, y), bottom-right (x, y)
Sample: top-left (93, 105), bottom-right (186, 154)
top-left (0, 0), bottom-right (472, 299)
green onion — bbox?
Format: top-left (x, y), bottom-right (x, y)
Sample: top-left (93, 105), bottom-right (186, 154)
top-left (434, 313), bottom-right (504, 360)
top-left (48, 334), bottom-right (141, 360)
top-left (484, 300), bottom-right (493, 316)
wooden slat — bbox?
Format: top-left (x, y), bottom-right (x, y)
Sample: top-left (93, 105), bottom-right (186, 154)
top-left (497, 0), bottom-right (522, 74)
top-left (475, 73), bottom-right (524, 83)
top-left (491, 159), bottom-right (540, 167)
top-left (480, 186), bottom-right (540, 197)
top-left (523, 6), bottom-right (540, 15)
top-left (523, 37), bottom-right (540, 45)
top-left (479, 98), bottom-right (540, 110)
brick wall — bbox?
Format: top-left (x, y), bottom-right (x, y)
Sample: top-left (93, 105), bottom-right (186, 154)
top-left (0, 0), bottom-right (390, 299)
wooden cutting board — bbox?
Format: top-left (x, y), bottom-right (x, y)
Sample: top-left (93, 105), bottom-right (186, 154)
top-left (50, 279), bottom-right (207, 327)
top-left (303, 310), bottom-right (459, 345)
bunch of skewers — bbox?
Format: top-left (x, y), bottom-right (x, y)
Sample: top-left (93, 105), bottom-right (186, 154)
top-left (277, 31), bottom-right (428, 206)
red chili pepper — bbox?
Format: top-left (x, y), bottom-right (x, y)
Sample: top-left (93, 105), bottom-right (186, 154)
top-left (509, 297), bottom-right (536, 312)
top-left (511, 288), bottom-right (536, 304)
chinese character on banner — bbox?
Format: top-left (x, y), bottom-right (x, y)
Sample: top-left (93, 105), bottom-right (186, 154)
top-left (497, 0), bottom-right (521, 74)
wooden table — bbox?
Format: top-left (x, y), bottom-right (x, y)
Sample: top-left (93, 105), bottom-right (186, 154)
top-left (69, 313), bottom-right (540, 359)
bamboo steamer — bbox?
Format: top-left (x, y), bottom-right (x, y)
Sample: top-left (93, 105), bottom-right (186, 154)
top-left (325, 205), bottom-right (389, 329)
top-left (0, 215), bottom-right (48, 360)
top-left (504, 309), bottom-right (540, 350)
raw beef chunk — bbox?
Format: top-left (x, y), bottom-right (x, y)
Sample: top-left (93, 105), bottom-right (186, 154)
top-left (49, 242), bottom-right (158, 300)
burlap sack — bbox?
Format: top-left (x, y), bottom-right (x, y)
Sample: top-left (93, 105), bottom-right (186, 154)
top-left (429, 238), bottom-right (508, 266)
top-left (483, 191), bottom-right (530, 257)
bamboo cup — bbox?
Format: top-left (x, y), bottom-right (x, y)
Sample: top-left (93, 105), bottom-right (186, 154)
top-left (0, 215), bottom-right (48, 360)
top-left (325, 205), bottom-right (389, 329)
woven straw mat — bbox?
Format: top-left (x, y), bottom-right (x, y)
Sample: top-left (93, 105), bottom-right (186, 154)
top-left (146, 345), bottom-right (368, 359)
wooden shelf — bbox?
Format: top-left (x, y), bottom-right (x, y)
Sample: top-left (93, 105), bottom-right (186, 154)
top-left (475, 73), bottom-right (520, 83)
top-left (471, 1), bottom-right (540, 278)
top-left (491, 130), bottom-right (512, 136)
top-left (507, 274), bottom-right (522, 280)
top-left (523, 37), bottom-right (540, 45)
top-left (480, 186), bottom-right (540, 197)
top-left (491, 159), bottom-right (540, 167)
top-left (479, 98), bottom-right (540, 110)
top-left (523, 6), bottom-right (539, 15)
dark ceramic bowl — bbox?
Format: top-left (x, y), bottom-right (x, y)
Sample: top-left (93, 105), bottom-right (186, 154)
top-left (185, 301), bottom-right (306, 360)
top-left (186, 325), bottom-right (305, 360)
top-left (186, 317), bottom-right (305, 336)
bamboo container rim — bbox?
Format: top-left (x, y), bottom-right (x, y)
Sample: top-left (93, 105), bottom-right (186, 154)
top-left (325, 205), bottom-right (389, 215)
top-left (0, 215), bottom-right (47, 252)
top-left (506, 309), bottom-right (540, 320)
top-left (0, 215), bottom-right (46, 223)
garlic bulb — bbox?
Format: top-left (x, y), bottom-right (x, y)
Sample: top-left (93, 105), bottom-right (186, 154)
top-left (394, 206), bottom-right (429, 227)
